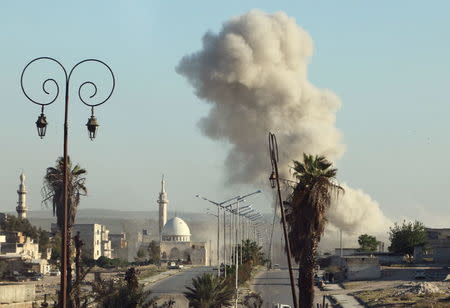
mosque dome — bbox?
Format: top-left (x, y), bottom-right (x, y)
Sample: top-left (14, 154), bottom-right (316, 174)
top-left (161, 217), bottom-right (191, 242)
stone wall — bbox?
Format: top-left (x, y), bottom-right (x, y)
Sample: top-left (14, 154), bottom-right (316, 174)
top-left (0, 283), bottom-right (35, 304)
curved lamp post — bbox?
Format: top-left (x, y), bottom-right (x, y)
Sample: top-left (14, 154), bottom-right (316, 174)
top-left (21, 57), bottom-right (115, 308)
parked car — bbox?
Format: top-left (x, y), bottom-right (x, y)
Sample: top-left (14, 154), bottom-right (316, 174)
top-left (415, 269), bottom-right (426, 279)
top-left (49, 270), bottom-right (61, 276)
top-left (31, 273), bottom-right (44, 281)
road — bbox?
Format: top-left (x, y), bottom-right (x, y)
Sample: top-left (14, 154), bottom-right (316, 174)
top-left (251, 269), bottom-right (329, 308)
top-left (146, 266), bottom-right (215, 306)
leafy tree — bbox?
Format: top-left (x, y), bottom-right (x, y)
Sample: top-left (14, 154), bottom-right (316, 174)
top-left (358, 234), bottom-right (378, 252)
top-left (286, 154), bottom-right (343, 308)
top-left (243, 293), bottom-right (263, 308)
top-left (136, 247), bottom-right (147, 260)
top-left (0, 215), bottom-right (38, 240)
top-left (92, 267), bottom-right (157, 308)
top-left (96, 256), bottom-right (128, 268)
top-left (236, 240), bottom-right (265, 266)
top-left (0, 215), bottom-right (51, 254)
top-left (147, 240), bottom-right (160, 264)
top-left (51, 233), bottom-right (62, 261)
top-left (184, 273), bottom-right (234, 307)
top-left (388, 220), bottom-right (426, 254)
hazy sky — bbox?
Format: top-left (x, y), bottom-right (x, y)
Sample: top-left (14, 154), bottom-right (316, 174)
top-left (1, 1), bottom-right (450, 228)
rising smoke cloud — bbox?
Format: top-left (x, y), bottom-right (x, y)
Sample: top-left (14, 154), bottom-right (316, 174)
top-left (177, 10), bottom-right (390, 236)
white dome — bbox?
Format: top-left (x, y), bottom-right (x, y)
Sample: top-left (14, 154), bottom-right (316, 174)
top-left (162, 217), bottom-right (191, 236)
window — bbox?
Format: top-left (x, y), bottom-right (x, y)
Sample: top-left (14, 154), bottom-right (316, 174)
top-left (97, 240), bottom-right (99, 245)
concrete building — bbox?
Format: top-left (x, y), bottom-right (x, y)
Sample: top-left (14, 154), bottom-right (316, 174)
top-left (0, 231), bottom-right (40, 260)
top-left (16, 173), bottom-right (28, 219)
top-left (334, 256), bottom-right (381, 281)
top-left (110, 233), bottom-right (128, 260)
top-left (73, 224), bottom-right (112, 260)
top-left (51, 223), bottom-right (113, 260)
top-left (414, 227), bottom-right (450, 263)
top-left (157, 177), bottom-right (208, 265)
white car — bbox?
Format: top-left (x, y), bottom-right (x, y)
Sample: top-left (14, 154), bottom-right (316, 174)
top-left (273, 304), bottom-right (291, 308)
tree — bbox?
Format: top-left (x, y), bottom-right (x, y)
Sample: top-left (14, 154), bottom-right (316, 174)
top-left (136, 248), bottom-right (147, 260)
top-left (148, 240), bottom-right (160, 264)
top-left (358, 234), bottom-right (378, 252)
top-left (243, 293), bottom-right (263, 308)
top-left (42, 156), bottom-right (87, 305)
top-left (388, 220), bottom-right (426, 254)
top-left (239, 240), bottom-right (265, 266)
top-left (92, 267), bottom-right (157, 308)
top-left (184, 273), bottom-right (234, 307)
top-left (286, 154), bottom-right (343, 308)
top-left (42, 156), bottom-right (87, 232)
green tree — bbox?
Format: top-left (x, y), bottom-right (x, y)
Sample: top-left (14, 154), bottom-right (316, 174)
top-left (238, 240), bottom-right (265, 266)
top-left (92, 267), bottom-right (157, 308)
top-left (184, 273), bottom-right (234, 308)
top-left (388, 220), bottom-right (426, 254)
top-left (136, 248), bottom-right (147, 260)
top-left (147, 240), bottom-right (160, 264)
top-left (286, 154), bottom-right (343, 308)
top-left (358, 234), bottom-right (378, 252)
top-left (42, 156), bottom-right (87, 303)
top-left (42, 156), bottom-right (87, 232)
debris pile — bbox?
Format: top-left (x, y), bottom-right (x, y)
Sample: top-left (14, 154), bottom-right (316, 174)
top-left (395, 282), bottom-right (441, 296)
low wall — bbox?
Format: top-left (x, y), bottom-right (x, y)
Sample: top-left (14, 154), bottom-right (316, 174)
top-left (0, 283), bottom-right (35, 304)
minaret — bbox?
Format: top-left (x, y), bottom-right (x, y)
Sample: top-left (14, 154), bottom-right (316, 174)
top-left (16, 173), bottom-right (28, 219)
top-left (157, 175), bottom-right (168, 238)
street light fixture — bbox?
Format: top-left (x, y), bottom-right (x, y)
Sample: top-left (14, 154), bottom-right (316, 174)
top-left (21, 57), bottom-right (115, 308)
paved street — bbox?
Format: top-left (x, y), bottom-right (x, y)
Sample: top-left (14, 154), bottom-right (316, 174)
top-left (146, 266), bottom-right (215, 306)
top-left (251, 269), bottom-right (330, 308)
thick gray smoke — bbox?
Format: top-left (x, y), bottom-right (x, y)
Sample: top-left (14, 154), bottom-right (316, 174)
top-left (177, 10), bottom-right (390, 239)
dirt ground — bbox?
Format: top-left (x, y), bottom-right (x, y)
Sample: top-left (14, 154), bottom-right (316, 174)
top-left (339, 266), bottom-right (450, 307)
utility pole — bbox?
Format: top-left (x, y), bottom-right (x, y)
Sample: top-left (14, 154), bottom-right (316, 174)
top-left (268, 132), bottom-right (298, 308)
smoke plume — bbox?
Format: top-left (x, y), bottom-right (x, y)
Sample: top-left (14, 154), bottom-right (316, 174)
top-left (177, 10), bottom-right (390, 236)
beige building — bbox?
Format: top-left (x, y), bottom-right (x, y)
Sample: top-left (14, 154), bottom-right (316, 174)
top-left (52, 223), bottom-right (113, 260)
top-left (73, 224), bottom-right (113, 260)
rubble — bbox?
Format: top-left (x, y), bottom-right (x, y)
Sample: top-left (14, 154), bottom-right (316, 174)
top-left (394, 282), bottom-right (441, 296)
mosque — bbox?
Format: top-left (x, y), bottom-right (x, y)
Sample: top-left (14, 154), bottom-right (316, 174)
top-left (157, 176), bottom-right (208, 265)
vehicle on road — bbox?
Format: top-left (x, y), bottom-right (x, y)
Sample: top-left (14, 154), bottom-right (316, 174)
top-left (167, 261), bottom-right (183, 269)
top-left (415, 269), bottom-right (426, 279)
top-left (272, 304), bottom-right (291, 308)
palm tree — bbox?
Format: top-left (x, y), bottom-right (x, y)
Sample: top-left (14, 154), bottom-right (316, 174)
top-left (184, 273), bottom-right (234, 307)
top-left (42, 156), bottom-right (87, 230)
top-left (42, 156), bottom-right (87, 305)
top-left (285, 154), bottom-right (343, 308)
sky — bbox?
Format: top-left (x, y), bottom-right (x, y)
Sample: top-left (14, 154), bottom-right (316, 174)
top-left (1, 1), bottom-right (450, 229)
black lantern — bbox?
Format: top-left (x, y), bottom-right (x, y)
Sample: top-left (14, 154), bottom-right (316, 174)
top-left (35, 113), bottom-right (48, 139)
top-left (86, 115), bottom-right (99, 140)
top-left (269, 171), bottom-right (276, 189)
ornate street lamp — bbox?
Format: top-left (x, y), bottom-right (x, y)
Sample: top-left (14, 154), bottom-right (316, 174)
top-left (35, 107), bottom-right (48, 139)
top-left (21, 57), bottom-right (115, 308)
top-left (269, 171), bottom-right (276, 189)
top-left (86, 110), bottom-right (99, 140)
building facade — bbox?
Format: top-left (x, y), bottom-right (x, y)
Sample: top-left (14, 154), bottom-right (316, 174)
top-left (415, 228), bottom-right (450, 263)
top-left (156, 177), bottom-right (208, 265)
top-left (51, 223), bottom-right (113, 260)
